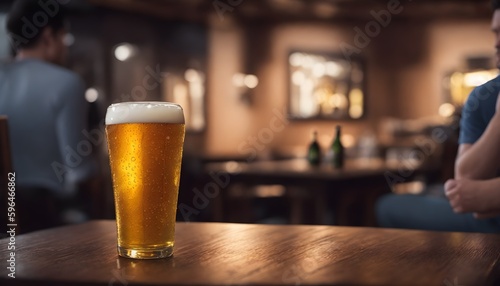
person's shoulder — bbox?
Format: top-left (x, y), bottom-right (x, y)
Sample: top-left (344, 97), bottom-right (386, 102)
top-left (34, 61), bottom-right (82, 84)
top-left (24, 62), bottom-right (86, 107)
top-left (32, 62), bottom-right (86, 97)
top-left (468, 75), bottom-right (500, 102)
top-left (481, 75), bottom-right (500, 88)
top-left (477, 75), bottom-right (500, 91)
top-left (0, 58), bottom-right (13, 67)
top-left (13, 59), bottom-right (80, 83)
top-left (0, 59), bottom-right (16, 73)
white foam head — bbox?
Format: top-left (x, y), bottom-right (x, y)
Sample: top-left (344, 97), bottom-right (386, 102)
top-left (105, 102), bottom-right (185, 125)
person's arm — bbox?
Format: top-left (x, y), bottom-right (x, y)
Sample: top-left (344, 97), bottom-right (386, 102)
top-left (444, 82), bottom-right (500, 218)
top-left (455, 113), bottom-right (500, 180)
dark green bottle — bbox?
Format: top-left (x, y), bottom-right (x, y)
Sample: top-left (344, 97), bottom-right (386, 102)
top-left (307, 131), bottom-right (321, 166)
top-left (331, 125), bottom-right (344, 168)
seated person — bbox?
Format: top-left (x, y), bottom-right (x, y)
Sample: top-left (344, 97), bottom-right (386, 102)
top-left (376, 0), bottom-right (500, 233)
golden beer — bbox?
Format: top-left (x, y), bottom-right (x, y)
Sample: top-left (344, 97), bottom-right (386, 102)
top-left (105, 102), bottom-right (185, 259)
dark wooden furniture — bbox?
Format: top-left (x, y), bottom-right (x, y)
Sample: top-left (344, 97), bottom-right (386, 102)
top-left (1, 220), bottom-right (499, 285)
top-left (0, 116), bottom-right (13, 238)
top-left (0, 116), bottom-right (11, 176)
top-left (202, 159), bottom-right (434, 225)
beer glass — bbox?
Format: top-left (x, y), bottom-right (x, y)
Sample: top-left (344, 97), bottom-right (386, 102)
top-left (105, 102), bottom-right (185, 259)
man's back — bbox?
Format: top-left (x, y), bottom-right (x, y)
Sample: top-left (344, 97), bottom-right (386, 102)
top-left (0, 59), bottom-right (95, 197)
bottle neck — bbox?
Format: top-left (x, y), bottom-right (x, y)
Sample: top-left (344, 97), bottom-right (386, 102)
top-left (335, 128), bottom-right (341, 141)
top-left (312, 131), bottom-right (318, 142)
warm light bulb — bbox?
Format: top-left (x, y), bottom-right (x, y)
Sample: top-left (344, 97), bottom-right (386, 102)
top-left (312, 63), bottom-right (325, 78)
top-left (114, 43), bottom-right (136, 61)
top-left (85, 88), bottom-right (99, 103)
top-left (185, 69), bottom-right (202, 82)
top-left (244, 74), bottom-right (259, 89)
top-left (326, 61), bottom-right (342, 77)
top-left (63, 33), bottom-right (75, 46)
top-left (439, 103), bottom-right (455, 118)
top-left (289, 53), bottom-right (304, 67)
top-left (232, 73), bottom-right (245, 87)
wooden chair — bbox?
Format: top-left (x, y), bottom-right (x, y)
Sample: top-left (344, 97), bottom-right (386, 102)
top-left (0, 116), bottom-right (13, 237)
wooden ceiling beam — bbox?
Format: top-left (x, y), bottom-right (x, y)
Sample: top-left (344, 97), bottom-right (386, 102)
top-left (87, 0), bottom-right (492, 22)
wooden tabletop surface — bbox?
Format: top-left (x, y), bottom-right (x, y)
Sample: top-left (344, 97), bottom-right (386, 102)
top-left (1, 220), bottom-right (500, 285)
top-left (203, 158), bottom-right (436, 183)
top-left (204, 158), bottom-right (389, 180)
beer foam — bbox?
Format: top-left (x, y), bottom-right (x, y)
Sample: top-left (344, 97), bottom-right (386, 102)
top-left (106, 102), bottom-right (185, 125)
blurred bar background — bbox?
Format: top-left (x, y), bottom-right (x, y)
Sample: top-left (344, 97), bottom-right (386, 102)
top-left (0, 0), bottom-right (495, 225)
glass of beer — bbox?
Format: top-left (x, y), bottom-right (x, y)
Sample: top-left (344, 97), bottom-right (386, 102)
top-left (105, 101), bottom-right (185, 259)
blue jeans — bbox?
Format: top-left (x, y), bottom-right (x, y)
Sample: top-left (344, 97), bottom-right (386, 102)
top-left (376, 191), bottom-right (500, 233)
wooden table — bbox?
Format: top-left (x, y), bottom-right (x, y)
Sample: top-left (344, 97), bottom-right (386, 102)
top-left (1, 220), bottom-right (499, 285)
top-left (202, 159), bottom-right (433, 225)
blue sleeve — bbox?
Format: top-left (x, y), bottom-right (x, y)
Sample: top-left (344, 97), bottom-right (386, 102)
top-left (459, 85), bottom-right (490, 144)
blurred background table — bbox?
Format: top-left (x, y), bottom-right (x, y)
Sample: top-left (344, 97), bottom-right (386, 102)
top-left (1, 220), bottom-right (499, 286)
top-left (200, 158), bottom-right (437, 226)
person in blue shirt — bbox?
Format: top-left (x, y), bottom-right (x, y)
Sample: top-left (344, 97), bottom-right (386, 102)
top-left (376, 0), bottom-right (500, 233)
top-left (0, 0), bottom-right (97, 232)
top-left (445, 76), bottom-right (500, 220)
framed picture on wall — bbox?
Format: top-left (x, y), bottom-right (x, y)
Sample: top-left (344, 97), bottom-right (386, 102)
top-left (288, 50), bottom-right (366, 120)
